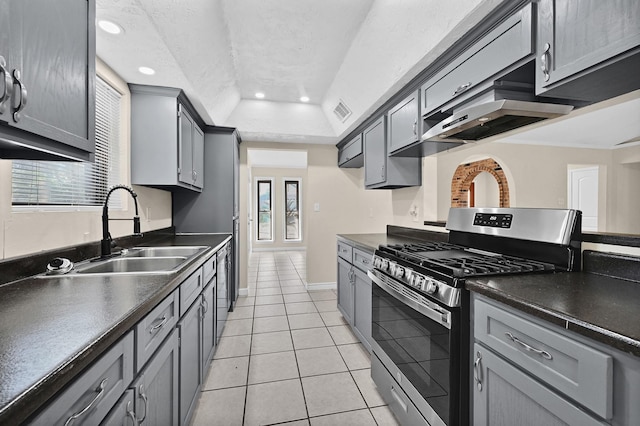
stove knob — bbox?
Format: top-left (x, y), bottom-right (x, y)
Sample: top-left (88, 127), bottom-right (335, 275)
top-left (381, 259), bottom-right (389, 271)
top-left (373, 258), bottom-right (381, 269)
top-left (395, 266), bottom-right (404, 279)
top-left (424, 280), bottom-right (438, 295)
top-left (413, 276), bottom-right (423, 289)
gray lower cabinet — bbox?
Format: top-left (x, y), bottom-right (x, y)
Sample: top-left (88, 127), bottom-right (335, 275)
top-left (336, 240), bottom-right (373, 351)
top-left (129, 84), bottom-right (205, 192)
top-left (132, 329), bottom-right (179, 426)
top-left (337, 257), bottom-right (354, 324)
top-left (0, 0), bottom-right (95, 161)
top-left (364, 116), bottom-right (421, 189)
top-left (102, 389), bottom-right (136, 426)
top-left (472, 294), bottom-right (640, 426)
top-left (536, 0), bottom-right (640, 102)
top-left (178, 298), bottom-right (202, 426)
top-left (29, 331), bottom-right (134, 425)
top-left (201, 279), bottom-right (216, 381)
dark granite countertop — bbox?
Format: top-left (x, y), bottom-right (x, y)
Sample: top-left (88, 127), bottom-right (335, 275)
top-left (0, 233), bottom-right (231, 425)
top-left (467, 272), bottom-right (640, 357)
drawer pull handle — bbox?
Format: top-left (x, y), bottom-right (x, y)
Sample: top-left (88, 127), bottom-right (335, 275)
top-left (390, 386), bottom-right (408, 413)
top-left (0, 56), bottom-right (11, 114)
top-left (149, 315), bottom-right (168, 334)
top-left (126, 400), bottom-right (138, 426)
top-left (64, 378), bottom-right (108, 426)
top-left (452, 82), bottom-right (472, 96)
top-left (541, 42), bottom-right (551, 82)
top-left (505, 332), bottom-right (553, 360)
top-left (137, 384), bottom-right (148, 423)
top-left (474, 351), bottom-right (483, 392)
top-left (11, 69), bottom-right (28, 122)
top-left (362, 259), bottom-right (369, 264)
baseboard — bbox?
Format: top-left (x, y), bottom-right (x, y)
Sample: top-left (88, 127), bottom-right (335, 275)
top-left (251, 247), bottom-right (307, 252)
top-left (238, 288), bottom-right (249, 297)
top-left (305, 281), bottom-right (337, 291)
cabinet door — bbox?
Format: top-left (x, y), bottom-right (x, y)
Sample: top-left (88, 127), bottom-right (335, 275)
top-left (337, 258), bottom-right (354, 324)
top-left (216, 251), bottom-right (229, 342)
top-left (102, 389), bottom-right (137, 426)
top-left (363, 116), bottom-right (387, 187)
top-left (178, 105), bottom-right (194, 186)
top-left (0, 8), bottom-right (11, 124)
top-left (388, 91), bottom-right (420, 154)
top-left (473, 344), bottom-right (607, 426)
top-left (352, 267), bottom-right (372, 351)
top-left (201, 279), bottom-right (216, 380)
top-left (133, 329), bottom-right (179, 426)
top-left (537, 0), bottom-right (640, 92)
top-left (8, 0), bottom-right (94, 154)
top-left (179, 299), bottom-right (202, 426)
top-left (193, 124), bottom-right (205, 189)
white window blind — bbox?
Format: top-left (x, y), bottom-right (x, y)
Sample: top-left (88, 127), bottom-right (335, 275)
top-left (12, 77), bottom-right (122, 208)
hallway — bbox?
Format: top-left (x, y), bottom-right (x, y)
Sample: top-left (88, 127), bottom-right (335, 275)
top-left (190, 250), bottom-right (399, 425)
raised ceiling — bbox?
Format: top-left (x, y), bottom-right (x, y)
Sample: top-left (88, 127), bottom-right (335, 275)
top-left (96, 0), bottom-right (499, 143)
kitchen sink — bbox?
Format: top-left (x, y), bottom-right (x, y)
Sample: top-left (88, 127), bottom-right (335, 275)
top-left (74, 256), bottom-right (188, 275)
top-left (123, 246), bottom-right (208, 258)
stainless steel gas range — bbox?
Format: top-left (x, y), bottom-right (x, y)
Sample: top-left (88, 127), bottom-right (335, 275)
top-left (369, 208), bottom-right (582, 426)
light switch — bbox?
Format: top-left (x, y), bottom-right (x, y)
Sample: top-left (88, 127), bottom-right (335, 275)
top-left (314, 203), bottom-right (320, 212)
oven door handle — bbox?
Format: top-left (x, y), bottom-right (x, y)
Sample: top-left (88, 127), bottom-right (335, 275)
top-left (368, 270), bottom-right (452, 330)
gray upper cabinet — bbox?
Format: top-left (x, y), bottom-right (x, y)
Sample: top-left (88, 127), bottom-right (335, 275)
top-left (364, 116), bottom-right (421, 189)
top-left (338, 134), bottom-right (363, 168)
top-left (0, 0), bottom-right (95, 161)
top-left (130, 84), bottom-right (205, 192)
top-left (536, 0), bottom-right (640, 102)
top-left (387, 90), bottom-right (420, 155)
top-left (421, 3), bottom-right (533, 117)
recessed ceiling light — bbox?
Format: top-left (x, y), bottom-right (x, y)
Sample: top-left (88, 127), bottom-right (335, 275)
top-left (98, 19), bottom-right (123, 35)
top-left (255, 92), bottom-right (265, 99)
top-left (300, 96), bottom-right (310, 103)
top-left (138, 66), bottom-right (155, 75)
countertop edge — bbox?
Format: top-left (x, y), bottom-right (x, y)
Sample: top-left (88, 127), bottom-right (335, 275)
top-left (0, 234), bottom-right (231, 425)
top-left (467, 281), bottom-right (640, 358)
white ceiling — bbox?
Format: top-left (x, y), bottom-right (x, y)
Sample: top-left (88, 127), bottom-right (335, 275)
top-left (95, 0), bottom-right (639, 149)
top-left (95, 0), bottom-right (498, 143)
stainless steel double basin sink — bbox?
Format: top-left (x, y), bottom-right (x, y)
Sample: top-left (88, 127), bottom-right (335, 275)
top-left (71, 246), bottom-right (208, 275)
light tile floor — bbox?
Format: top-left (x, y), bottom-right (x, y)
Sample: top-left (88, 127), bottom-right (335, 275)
top-left (191, 251), bottom-right (400, 426)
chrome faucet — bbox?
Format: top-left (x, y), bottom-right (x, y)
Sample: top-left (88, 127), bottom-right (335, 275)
top-left (101, 185), bottom-right (143, 258)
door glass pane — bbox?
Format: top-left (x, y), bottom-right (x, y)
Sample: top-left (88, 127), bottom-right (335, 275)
top-left (285, 180), bottom-right (300, 240)
top-left (257, 180), bottom-right (272, 240)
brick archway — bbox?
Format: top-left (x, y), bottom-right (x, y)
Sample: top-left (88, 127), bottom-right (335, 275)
top-left (451, 158), bottom-right (510, 208)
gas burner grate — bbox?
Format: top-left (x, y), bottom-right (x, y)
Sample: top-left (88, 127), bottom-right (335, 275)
top-left (422, 255), bottom-right (555, 277)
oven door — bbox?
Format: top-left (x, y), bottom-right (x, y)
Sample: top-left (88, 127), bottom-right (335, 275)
top-left (369, 269), bottom-right (461, 426)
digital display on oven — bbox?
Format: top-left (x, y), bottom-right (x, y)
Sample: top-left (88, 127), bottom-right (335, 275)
top-left (473, 213), bottom-right (513, 228)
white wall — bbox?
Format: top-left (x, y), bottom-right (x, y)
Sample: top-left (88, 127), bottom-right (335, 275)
top-left (0, 59), bottom-right (173, 260)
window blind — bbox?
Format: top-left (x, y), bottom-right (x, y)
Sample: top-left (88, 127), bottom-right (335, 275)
top-left (12, 77), bottom-right (122, 208)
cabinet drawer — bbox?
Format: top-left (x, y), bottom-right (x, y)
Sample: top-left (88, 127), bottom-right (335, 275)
top-left (30, 331), bottom-right (135, 425)
top-left (136, 291), bottom-right (179, 372)
top-left (338, 134), bottom-right (363, 168)
top-left (474, 296), bottom-right (613, 419)
top-left (422, 4), bottom-right (533, 116)
top-left (353, 248), bottom-right (373, 272)
top-left (337, 241), bottom-right (353, 262)
top-left (180, 268), bottom-right (204, 316)
top-left (202, 253), bottom-right (217, 285)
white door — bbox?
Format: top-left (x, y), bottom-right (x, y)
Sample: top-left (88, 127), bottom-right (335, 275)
top-left (568, 167), bottom-right (599, 232)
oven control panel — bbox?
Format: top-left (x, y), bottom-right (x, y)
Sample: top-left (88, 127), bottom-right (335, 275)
top-left (473, 213), bottom-right (513, 228)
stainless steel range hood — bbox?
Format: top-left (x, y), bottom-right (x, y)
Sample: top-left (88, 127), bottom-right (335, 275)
top-left (422, 98), bottom-right (574, 143)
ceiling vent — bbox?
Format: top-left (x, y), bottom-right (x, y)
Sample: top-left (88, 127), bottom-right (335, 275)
top-left (333, 99), bottom-right (352, 122)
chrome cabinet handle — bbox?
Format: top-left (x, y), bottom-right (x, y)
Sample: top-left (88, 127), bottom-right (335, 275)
top-left (390, 386), bottom-right (408, 413)
top-left (192, 170), bottom-right (197, 182)
top-left (452, 82), bottom-right (472, 96)
top-left (137, 384), bottom-right (148, 423)
top-left (362, 259), bottom-right (369, 264)
top-left (64, 378), bottom-right (108, 426)
top-left (0, 56), bottom-right (11, 114)
top-left (412, 119), bottom-right (417, 136)
top-left (541, 42), bottom-right (551, 82)
top-left (149, 315), bottom-right (168, 334)
top-left (126, 400), bottom-right (139, 426)
top-left (380, 165), bottom-right (385, 179)
top-left (505, 332), bottom-right (553, 360)
top-left (11, 69), bottom-right (27, 122)
top-left (200, 296), bottom-right (209, 318)
top-left (474, 351), bottom-right (483, 392)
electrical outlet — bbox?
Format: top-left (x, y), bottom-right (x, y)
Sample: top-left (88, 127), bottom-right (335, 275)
top-left (411, 205), bottom-right (419, 222)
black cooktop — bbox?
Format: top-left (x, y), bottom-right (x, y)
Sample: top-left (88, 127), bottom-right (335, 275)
top-left (379, 243), bottom-right (555, 278)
